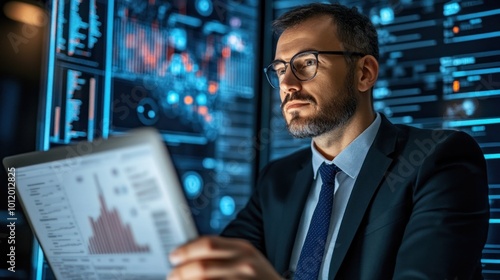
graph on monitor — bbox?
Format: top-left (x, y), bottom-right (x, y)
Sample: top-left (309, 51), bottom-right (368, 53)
top-left (87, 174), bottom-right (150, 255)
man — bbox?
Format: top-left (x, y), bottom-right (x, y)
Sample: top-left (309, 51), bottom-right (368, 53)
top-left (167, 3), bottom-right (489, 279)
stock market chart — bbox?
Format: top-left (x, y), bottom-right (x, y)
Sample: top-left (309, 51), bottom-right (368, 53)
top-left (35, 0), bottom-right (500, 278)
top-left (41, 0), bottom-right (259, 236)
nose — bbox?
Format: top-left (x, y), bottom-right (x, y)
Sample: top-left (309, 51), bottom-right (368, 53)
top-left (279, 67), bottom-right (302, 96)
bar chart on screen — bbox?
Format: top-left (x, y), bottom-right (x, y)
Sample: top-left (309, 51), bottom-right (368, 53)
top-left (87, 174), bottom-right (150, 255)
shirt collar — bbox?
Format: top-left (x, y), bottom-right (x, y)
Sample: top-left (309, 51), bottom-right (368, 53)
top-left (311, 113), bottom-right (381, 180)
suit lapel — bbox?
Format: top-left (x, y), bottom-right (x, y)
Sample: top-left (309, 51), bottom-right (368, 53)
top-left (274, 157), bottom-right (313, 275)
top-left (328, 116), bottom-right (400, 279)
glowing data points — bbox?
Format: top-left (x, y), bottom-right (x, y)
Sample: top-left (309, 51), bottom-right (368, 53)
top-left (183, 172), bottom-right (203, 198)
top-left (198, 106), bottom-right (208, 116)
top-left (219, 196), bottom-right (235, 216)
top-left (380, 7), bottom-right (395, 25)
top-left (169, 28), bottom-right (187, 50)
top-left (453, 80), bottom-right (460, 92)
top-left (196, 94), bottom-right (207, 105)
top-left (226, 32), bottom-right (244, 52)
top-left (229, 17), bottom-right (241, 28)
top-left (462, 99), bottom-right (476, 116)
top-left (167, 91), bottom-right (180, 105)
top-left (184, 95), bottom-right (194, 105)
top-left (196, 0), bottom-right (213, 17)
top-left (444, 2), bottom-right (461, 16)
top-left (169, 54), bottom-right (183, 75)
top-left (208, 81), bottom-right (218, 94)
top-left (202, 158), bottom-right (216, 169)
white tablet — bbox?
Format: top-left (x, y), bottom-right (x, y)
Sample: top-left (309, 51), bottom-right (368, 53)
top-left (3, 128), bottom-right (198, 279)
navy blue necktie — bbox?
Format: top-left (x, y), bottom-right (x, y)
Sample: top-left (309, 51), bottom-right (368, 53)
top-left (295, 162), bottom-right (339, 280)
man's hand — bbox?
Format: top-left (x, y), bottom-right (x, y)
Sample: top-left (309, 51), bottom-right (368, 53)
top-left (167, 236), bottom-right (282, 280)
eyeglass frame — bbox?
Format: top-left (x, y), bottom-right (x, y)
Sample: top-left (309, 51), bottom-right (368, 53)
top-left (263, 50), bottom-right (366, 89)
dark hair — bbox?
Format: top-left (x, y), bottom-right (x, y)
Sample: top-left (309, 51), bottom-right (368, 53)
top-left (272, 3), bottom-right (379, 60)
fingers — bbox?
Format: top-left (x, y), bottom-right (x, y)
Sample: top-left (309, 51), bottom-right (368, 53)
top-left (167, 236), bottom-right (280, 280)
top-left (169, 236), bottom-right (255, 266)
top-left (167, 258), bottom-right (255, 280)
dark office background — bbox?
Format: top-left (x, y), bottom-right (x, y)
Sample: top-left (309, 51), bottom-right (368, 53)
top-left (0, 0), bottom-right (499, 279)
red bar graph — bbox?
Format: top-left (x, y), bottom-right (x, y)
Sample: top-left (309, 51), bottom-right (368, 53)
top-left (88, 175), bottom-right (150, 254)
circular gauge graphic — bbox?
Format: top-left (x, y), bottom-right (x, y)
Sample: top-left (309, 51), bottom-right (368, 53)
top-left (182, 171), bottom-right (204, 198)
top-left (137, 97), bottom-right (160, 125)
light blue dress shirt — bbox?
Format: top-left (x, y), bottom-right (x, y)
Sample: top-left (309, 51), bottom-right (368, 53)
top-left (289, 113), bottom-right (382, 279)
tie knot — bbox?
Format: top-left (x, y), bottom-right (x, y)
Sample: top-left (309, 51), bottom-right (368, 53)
top-left (319, 162), bottom-right (339, 185)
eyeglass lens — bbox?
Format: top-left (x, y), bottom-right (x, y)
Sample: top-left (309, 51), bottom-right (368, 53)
top-left (266, 52), bottom-right (318, 88)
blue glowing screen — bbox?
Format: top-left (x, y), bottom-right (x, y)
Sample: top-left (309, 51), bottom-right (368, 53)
top-left (269, 1), bottom-right (500, 278)
top-left (41, 0), bottom-right (259, 237)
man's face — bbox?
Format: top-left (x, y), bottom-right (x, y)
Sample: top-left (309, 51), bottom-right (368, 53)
top-left (275, 16), bottom-right (358, 138)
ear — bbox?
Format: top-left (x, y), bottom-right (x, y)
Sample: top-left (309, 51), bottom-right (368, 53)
top-left (356, 55), bottom-right (378, 93)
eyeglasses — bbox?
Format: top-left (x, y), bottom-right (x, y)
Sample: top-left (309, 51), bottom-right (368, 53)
top-left (263, 50), bottom-right (365, 89)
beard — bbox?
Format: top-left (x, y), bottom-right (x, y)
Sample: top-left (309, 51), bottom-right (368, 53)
top-left (282, 66), bottom-right (358, 138)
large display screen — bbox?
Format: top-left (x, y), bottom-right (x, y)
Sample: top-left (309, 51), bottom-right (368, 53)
top-left (40, 0), bottom-right (260, 236)
top-left (268, 1), bottom-right (500, 279)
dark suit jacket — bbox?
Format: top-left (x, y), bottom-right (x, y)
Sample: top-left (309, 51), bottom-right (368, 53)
top-left (221, 115), bottom-right (490, 279)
